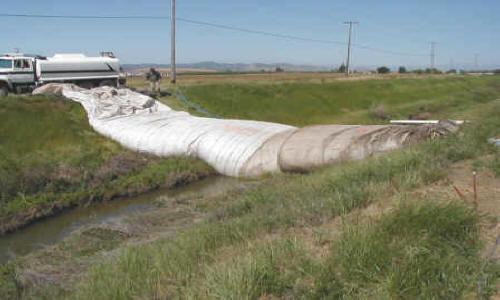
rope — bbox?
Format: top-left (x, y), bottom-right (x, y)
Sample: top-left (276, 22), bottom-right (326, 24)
top-left (176, 89), bottom-right (220, 119)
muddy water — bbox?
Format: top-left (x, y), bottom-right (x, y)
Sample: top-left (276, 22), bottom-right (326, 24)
top-left (0, 176), bottom-right (241, 264)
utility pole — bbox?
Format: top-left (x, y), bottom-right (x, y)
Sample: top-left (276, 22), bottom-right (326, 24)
top-left (474, 53), bottom-right (479, 69)
top-left (430, 42), bottom-right (436, 72)
top-left (343, 21), bottom-right (358, 76)
top-left (170, 0), bottom-right (176, 84)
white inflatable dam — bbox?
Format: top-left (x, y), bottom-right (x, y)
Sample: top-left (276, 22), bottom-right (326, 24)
top-left (33, 84), bottom-right (454, 178)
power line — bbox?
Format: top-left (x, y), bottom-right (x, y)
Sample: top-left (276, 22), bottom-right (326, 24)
top-left (0, 13), bottom-right (343, 45)
top-left (176, 16), bottom-right (346, 46)
top-left (0, 13), bottom-right (429, 57)
top-left (353, 44), bottom-right (428, 57)
top-left (0, 13), bottom-right (168, 20)
top-left (182, 17), bottom-right (428, 57)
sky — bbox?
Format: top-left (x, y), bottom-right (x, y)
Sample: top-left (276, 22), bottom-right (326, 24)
top-left (1, 0), bottom-right (499, 69)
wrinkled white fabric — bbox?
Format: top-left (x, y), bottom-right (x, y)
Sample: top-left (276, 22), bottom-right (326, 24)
top-left (33, 84), bottom-right (295, 177)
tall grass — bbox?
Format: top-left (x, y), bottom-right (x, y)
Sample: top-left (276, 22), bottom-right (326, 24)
top-left (193, 238), bottom-right (317, 299)
top-left (314, 202), bottom-right (481, 299)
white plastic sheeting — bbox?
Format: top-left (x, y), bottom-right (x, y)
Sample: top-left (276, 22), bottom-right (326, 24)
top-left (34, 84), bottom-right (445, 177)
top-left (33, 84), bottom-right (295, 177)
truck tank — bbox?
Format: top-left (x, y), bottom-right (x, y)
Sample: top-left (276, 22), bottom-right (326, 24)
top-left (36, 54), bottom-right (120, 83)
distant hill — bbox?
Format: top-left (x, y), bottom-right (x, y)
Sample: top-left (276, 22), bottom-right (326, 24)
top-left (123, 61), bottom-right (333, 72)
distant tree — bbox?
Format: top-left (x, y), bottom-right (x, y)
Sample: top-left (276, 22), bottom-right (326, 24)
top-left (338, 63), bottom-right (346, 73)
top-left (425, 68), bottom-right (442, 74)
top-left (275, 67), bottom-right (284, 73)
top-left (413, 69), bottom-right (424, 74)
top-left (446, 69), bottom-right (457, 74)
top-left (377, 66), bottom-right (390, 74)
top-left (493, 69), bottom-right (500, 75)
top-left (398, 66), bottom-right (407, 74)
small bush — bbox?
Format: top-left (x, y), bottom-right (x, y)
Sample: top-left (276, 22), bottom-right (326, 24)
top-left (370, 104), bottom-right (389, 120)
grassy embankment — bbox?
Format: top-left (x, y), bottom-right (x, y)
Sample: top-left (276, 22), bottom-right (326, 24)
top-left (1, 75), bottom-right (498, 298)
top-left (0, 95), bottom-right (213, 234)
top-left (180, 75), bottom-right (500, 125)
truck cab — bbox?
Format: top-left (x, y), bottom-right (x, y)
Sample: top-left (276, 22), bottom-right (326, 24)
top-left (0, 54), bottom-right (36, 96)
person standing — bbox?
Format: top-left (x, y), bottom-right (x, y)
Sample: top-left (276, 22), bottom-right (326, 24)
top-left (146, 68), bottom-right (161, 94)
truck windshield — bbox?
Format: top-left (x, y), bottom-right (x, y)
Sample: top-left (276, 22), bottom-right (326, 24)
top-left (0, 59), bottom-right (12, 69)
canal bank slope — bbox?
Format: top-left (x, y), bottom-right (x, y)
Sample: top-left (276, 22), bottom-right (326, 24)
top-left (0, 95), bottom-right (214, 234)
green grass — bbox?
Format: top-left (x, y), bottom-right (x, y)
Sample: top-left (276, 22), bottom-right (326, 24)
top-left (181, 76), bottom-right (500, 125)
top-left (0, 95), bottom-right (213, 232)
top-left (68, 99), bottom-right (500, 299)
top-left (314, 201), bottom-right (482, 299)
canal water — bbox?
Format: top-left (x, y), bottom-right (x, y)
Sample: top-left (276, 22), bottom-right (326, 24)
top-left (0, 176), bottom-right (241, 263)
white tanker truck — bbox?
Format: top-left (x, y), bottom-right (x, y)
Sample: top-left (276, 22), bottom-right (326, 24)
top-left (0, 52), bottom-right (125, 96)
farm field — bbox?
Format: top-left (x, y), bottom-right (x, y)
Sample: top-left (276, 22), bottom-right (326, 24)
top-left (0, 74), bottom-right (499, 298)
top-left (126, 71), bottom-right (448, 86)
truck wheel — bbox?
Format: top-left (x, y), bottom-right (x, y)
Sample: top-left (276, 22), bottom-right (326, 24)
top-left (0, 86), bottom-right (8, 97)
top-left (99, 80), bottom-right (117, 87)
